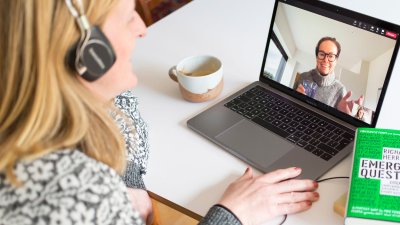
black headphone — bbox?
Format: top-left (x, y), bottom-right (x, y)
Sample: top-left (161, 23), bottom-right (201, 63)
top-left (65, 0), bottom-right (116, 81)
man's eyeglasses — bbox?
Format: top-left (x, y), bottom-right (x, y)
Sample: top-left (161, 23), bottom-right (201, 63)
top-left (317, 51), bottom-right (337, 62)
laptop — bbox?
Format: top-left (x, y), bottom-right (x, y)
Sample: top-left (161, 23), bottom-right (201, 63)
top-left (187, 0), bottom-right (400, 179)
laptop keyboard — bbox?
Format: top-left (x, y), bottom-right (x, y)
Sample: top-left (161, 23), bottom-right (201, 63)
top-left (224, 85), bottom-right (355, 161)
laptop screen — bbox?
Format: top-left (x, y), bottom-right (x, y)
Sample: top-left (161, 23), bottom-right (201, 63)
top-left (259, 0), bottom-right (400, 127)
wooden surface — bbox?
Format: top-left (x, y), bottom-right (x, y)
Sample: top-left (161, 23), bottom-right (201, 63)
top-left (150, 191), bottom-right (201, 225)
top-left (333, 192), bottom-right (348, 217)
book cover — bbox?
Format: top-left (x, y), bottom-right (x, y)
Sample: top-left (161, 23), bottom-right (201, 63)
top-left (345, 128), bottom-right (400, 225)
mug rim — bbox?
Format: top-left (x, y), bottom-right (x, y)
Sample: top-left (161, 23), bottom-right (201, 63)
top-left (176, 55), bottom-right (222, 78)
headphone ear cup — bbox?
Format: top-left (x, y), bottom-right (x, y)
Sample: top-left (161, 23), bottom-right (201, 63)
top-left (80, 26), bottom-right (116, 81)
top-left (65, 26), bottom-right (116, 81)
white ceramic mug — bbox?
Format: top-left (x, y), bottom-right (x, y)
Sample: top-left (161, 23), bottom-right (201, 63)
top-left (169, 55), bottom-right (223, 102)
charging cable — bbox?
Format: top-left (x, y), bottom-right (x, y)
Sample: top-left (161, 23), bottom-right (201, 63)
top-left (278, 176), bottom-right (349, 225)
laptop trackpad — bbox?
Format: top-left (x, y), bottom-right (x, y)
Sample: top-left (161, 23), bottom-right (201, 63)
top-left (215, 120), bottom-right (295, 169)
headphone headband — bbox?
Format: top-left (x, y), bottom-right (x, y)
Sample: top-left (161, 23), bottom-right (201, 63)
top-left (65, 0), bottom-right (90, 31)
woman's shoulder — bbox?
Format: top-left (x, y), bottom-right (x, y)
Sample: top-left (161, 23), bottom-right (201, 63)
top-left (298, 69), bottom-right (315, 82)
top-left (300, 69), bottom-right (315, 76)
top-left (0, 149), bottom-right (144, 225)
top-left (114, 90), bottom-right (138, 112)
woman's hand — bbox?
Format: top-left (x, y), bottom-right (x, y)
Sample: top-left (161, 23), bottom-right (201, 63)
top-left (337, 91), bottom-right (364, 115)
top-left (127, 188), bottom-right (153, 225)
top-left (218, 167), bottom-right (319, 225)
top-left (296, 84), bottom-right (306, 95)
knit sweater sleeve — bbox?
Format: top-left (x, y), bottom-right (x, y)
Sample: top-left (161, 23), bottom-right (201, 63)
top-left (113, 91), bottom-right (149, 190)
top-left (198, 205), bottom-right (242, 225)
top-left (121, 160), bottom-right (146, 189)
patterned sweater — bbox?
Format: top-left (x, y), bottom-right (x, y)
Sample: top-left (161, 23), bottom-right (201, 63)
top-left (0, 91), bottom-right (241, 225)
top-left (113, 91), bottom-right (149, 190)
top-left (0, 150), bottom-right (240, 225)
top-left (0, 150), bottom-right (144, 225)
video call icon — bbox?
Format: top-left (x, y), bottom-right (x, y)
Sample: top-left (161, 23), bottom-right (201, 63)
top-left (370, 26), bottom-right (375, 31)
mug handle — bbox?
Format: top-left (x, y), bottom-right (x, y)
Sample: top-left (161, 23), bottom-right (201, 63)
top-left (168, 66), bottom-right (178, 82)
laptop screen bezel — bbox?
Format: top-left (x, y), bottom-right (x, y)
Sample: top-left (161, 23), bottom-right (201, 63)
top-left (259, 0), bottom-right (400, 128)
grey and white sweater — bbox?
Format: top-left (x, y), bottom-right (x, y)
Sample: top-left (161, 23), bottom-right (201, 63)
top-left (0, 150), bottom-right (145, 225)
top-left (0, 150), bottom-right (241, 225)
top-left (113, 91), bottom-right (149, 190)
top-left (294, 69), bottom-right (346, 108)
top-left (0, 90), bottom-right (241, 225)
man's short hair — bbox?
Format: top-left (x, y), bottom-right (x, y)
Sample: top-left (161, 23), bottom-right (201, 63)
top-left (315, 37), bottom-right (341, 57)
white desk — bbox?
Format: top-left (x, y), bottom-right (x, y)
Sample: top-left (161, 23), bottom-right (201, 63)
top-left (132, 0), bottom-right (400, 224)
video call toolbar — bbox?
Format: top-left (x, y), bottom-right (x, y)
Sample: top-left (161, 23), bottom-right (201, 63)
top-left (353, 20), bottom-right (398, 39)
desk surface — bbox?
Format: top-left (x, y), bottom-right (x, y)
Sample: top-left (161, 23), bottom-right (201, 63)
top-left (132, 0), bottom-right (400, 224)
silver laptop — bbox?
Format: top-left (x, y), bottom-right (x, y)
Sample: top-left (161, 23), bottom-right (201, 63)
top-left (187, 0), bottom-right (400, 179)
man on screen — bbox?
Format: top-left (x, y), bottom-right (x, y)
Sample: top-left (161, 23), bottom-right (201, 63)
top-left (294, 37), bottom-right (364, 115)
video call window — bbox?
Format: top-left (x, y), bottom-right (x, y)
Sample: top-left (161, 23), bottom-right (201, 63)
top-left (262, 1), bottom-right (398, 125)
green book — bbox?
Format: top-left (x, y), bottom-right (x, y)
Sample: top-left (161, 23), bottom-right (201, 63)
top-left (345, 128), bottom-right (400, 225)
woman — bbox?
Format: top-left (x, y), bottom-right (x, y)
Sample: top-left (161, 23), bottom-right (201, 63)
top-left (295, 37), bottom-right (363, 114)
top-left (355, 106), bottom-right (366, 122)
top-left (0, 0), bottom-right (319, 224)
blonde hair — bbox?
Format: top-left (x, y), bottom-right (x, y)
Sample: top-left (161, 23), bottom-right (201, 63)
top-left (0, 0), bottom-right (126, 184)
